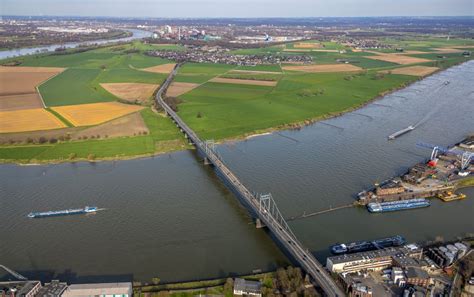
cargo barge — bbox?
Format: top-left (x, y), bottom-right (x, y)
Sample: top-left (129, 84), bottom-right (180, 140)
top-left (330, 235), bottom-right (406, 254)
top-left (27, 206), bottom-right (98, 218)
top-left (388, 125), bottom-right (415, 140)
top-left (367, 198), bottom-right (430, 213)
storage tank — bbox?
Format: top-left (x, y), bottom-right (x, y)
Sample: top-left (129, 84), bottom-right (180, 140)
top-left (444, 252), bottom-right (455, 265)
top-left (455, 242), bottom-right (468, 257)
top-left (454, 242), bottom-right (468, 251)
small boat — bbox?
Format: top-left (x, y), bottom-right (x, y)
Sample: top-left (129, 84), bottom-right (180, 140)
top-left (27, 206), bottom-right (98, 218)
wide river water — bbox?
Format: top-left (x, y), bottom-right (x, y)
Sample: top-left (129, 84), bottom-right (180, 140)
top-left (0, 29), bottom-right (151, 60)
top-left (1, 61), bottom-right (473, 283)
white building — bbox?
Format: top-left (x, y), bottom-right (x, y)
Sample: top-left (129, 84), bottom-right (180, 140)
top-left (61, 282), bottom-right (132, 297)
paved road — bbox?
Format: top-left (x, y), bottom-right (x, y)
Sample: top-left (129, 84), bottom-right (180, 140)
top-left (155, 65), bottom-right (345, 297)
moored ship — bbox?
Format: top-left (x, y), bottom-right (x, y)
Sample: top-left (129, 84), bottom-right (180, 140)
top-left (27, 206), bottom-right (98, 218)
top-left (331, 235), bottom-right (406, 254)
top-left (367, 198), bottom-right (430, 213)
top-left (388, 125), bottom-right (415, 140)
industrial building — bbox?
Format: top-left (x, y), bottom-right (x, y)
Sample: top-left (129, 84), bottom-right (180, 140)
top-left (0, 281), bottom-right (132, 297)
top-left (61, 282), bottom-right (132, 297)
top-left (425, 241), bottom-right (469, 268)
top-left (0, 281), bottom-right (42, 297)
top-left (327, 245), bottom-right (423, 273)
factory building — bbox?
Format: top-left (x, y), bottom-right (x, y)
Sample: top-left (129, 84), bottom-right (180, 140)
top-left (0, 281), bottom-right (42, 297)
top-left (327, 245), bottom-right (422, 273)
top-left (425, 242), bottom-right (468, 268)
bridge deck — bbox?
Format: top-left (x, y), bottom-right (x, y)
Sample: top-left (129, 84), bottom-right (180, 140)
top-left (155, 65), bottom-right (344, 297)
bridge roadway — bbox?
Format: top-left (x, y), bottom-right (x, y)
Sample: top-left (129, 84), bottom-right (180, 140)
top-left (0, 264), bottom-right (27, 280)
top-left (155, 65), bottom-right (345, 297)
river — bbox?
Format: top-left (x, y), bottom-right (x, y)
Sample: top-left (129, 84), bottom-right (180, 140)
top-left (0, 29), bottom-right (151, 60)
top-left (1, 61), bottom-right (473, 283)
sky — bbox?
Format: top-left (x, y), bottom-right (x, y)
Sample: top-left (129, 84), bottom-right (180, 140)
top-left (1, 0), bottom-right (473, 18)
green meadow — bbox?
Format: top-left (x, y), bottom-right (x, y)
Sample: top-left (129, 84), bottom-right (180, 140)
top-left (177, 70), bottom-right (418, 140)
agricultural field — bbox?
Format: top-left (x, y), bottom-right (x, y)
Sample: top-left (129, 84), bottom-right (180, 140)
top-left (167, 82), bottom-right (200, 97)
top-left (0, 66), bottom-right (64, 111)
top-left (0, 108), bottom-right (187, 162)
top-left (282, 64), bottom-right (362, 73)
top-left (0, 37), bottom-right (472, 163)
top-left (100, 82), bottom-right (159, 103)
top-left (379, 66), bottom-right (439, 76)
top-left (209, 77), bottom-right (278, 86)
top-left (0, 108), bottom-right (66, 133)
top-left (176, 70), bottom-right (419, 140)
top-left (0, 42), bottom-right (188, 163)
top-left (51, 102), bottom-right (144, 126)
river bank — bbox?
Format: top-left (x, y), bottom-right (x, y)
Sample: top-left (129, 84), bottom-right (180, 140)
top-left (2, 60), bottom-right (470, 165)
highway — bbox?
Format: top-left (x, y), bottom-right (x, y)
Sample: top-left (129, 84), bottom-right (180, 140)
top-left (155, 64), bottom-right (345, 297)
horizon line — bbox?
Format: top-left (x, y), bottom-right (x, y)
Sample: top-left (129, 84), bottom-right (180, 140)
top-left (2, 15), bottom-right (473, 19)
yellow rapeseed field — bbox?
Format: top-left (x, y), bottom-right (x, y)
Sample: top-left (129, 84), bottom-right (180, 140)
top-left (0, 108), bottom-right (66, 133)
top-left (51, 102), bottom-right (144, 126)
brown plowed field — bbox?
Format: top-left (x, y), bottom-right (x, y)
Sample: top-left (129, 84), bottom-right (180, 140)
top-left (73, 112), bottom-right (148, 139)
top-left (52, 102), bottom-right (144, 126)
top-left (167, 82), bottom-right (200, 97)
top-left (282, 64), bottom-right (362, 73)
top-left (365, 53), bottom-right (431, 65)
top-left (0, 93), bottom-right (43, 111)
top-left (380, 66), bottom-right (439, 76)
top-left (431, 48), bottom-right (464, 53)
top-left (293, 42), bottom-right (323, 49)
top-left (142, 63), bottom-right (176, 74)
top-left (100, 83), bottom-right (159, 103)
top-left (209, 77), bottom-right (277, 86)
top-left (0, 66), bottom-right (64, 111)
top-left (0, 108), bottom-right (66, 133)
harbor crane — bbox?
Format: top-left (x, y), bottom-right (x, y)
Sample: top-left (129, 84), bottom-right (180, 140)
top-left (416, 142), bottom-right (473, 170)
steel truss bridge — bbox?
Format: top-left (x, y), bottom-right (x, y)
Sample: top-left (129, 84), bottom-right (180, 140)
top-left (155, 64), bottom-right (344, 297)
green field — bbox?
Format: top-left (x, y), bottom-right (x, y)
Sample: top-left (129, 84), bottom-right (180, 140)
top-left (177, 71), bottom-right (418, 140)
top-left (235, 64), bottom-right (282, 72)
top-left (0, 109), bottom-right (187, 163)
top-left (174, 62), bottom-right (237, 83)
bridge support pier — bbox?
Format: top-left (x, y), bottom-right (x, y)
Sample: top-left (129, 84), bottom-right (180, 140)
top-left (256, 218), bottom-right (266, 229)
top-left (204, 157), bottom-right (212, 165)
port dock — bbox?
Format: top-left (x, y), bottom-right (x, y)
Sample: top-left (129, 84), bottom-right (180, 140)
top-left (358, 135), bottom-right (473, 207)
